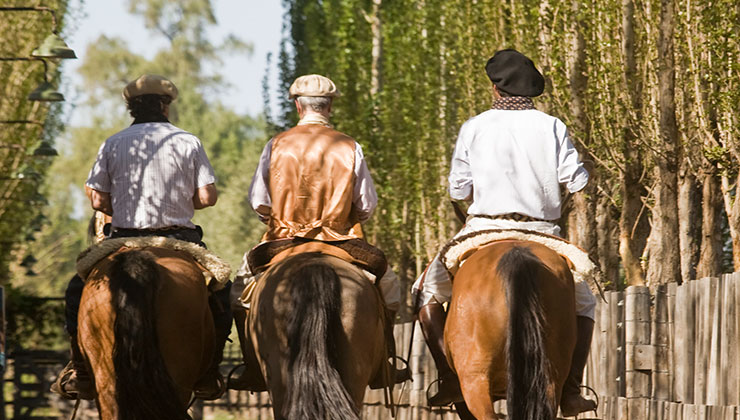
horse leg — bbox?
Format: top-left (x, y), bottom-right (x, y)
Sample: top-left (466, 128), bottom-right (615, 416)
top-left (458, 374), bottom-right (497, 420)
top-left (453, 401), bottom-right (478, 420)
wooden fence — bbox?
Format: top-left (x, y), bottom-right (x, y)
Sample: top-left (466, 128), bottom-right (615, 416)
top-left (6, 274), bottom-right (740, 419)
top-left (585, 273), bottom-right (740, 420)
top-left (210, 274), bottom-right (740, 419)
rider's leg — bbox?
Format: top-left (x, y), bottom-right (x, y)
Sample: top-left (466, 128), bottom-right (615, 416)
top-left (194, 280), bottom-right (232, 400)
top-left (226, 269), bottom-right (267, 392)
top-left (418, 299), bottom-right (463, 406)
top-left (51, 274), bottom-right (95, 400)
top-left (414, 255), bottom-right (462, 406)
top-left (367, 265), bottom-right (409, 389)
top-left (560, 281), bottom-right (597, 416)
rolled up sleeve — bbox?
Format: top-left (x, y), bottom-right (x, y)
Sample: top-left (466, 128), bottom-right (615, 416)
top-left (248, 139), bottom-right (273, 222)
top-left (85, 142), bottom-right (111, 192)
top-left (353, 144), bottom-right (378, 222)
top-left (448, 121), bottom-right (474, 201)
top-left (557, 124), bottom-right (589, 193)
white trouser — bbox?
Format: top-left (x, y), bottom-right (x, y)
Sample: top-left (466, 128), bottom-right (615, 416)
top-left (411, 217), bottom-right (597, 320)
top-left (231, 249), bottom-right (401, 313)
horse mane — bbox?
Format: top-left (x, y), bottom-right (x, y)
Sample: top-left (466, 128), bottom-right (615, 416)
top-left (109, 250), bottom-right (189, 420)
top-left (497, 246), bottom-right (555, 420)
top-left (283, 259), bottom-right (359, 420)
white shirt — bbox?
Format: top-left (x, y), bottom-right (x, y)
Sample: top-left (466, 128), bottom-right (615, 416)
top-left (449, 109), bottom-right (588, 221)
top-left (86, 122), bottom-right (217, 229)
top-left (248, 138), bottom-right (378, 223)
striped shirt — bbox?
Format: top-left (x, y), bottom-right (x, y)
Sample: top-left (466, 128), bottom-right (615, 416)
top-left (86, 122), bottom-right (217, 229)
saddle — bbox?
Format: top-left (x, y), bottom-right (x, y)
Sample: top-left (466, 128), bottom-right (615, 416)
top-left (440, 228), bottom-right (604, 298)
top-left (247, 237), bottom-right (388, 280)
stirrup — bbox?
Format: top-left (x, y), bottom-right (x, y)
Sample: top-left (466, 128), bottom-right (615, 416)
top-left (392, 355), bottom-right (411, 383)
top-left (50, 362), bottom-right (95, 401)
top-left (226, 363), bottom-right (267, 392)
top-left (193, 372), bottom-right (226, 400)
top-left (560, 385), bottom-right (599, 418)
top-left (425, 375), bottom-right (463, 406)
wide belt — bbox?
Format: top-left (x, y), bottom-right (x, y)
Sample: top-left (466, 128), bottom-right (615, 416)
top-left (471, 213), bottom-right (551, 223)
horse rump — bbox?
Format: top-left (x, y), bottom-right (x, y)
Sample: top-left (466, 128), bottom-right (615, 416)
top-left (109, 250), bottom-right (189, 420)
top-left (497, 246), bottom-right (555, 420)
top-left (283, 259), bottom-right (359, 420)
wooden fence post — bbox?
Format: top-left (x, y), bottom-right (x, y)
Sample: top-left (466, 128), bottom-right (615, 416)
top-left (625, 286), bottom-right (651, 418)
top-left (653, 284), bottom-right (671, 401)
top-left (674, 279), bottom-right (695, 403)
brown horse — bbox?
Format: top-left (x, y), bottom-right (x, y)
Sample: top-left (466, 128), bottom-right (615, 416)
top-left (445, 240), bottom-right (577, 420)
top-left (78, 247), bottom-right (215, 420)
top-left (247, 252), bottom-right (387, 420)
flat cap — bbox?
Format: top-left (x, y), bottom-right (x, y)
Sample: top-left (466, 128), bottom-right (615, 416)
top-left (485, 49), bottom-right (544, 97)
top-left (289, 74), bottom-right (341, 99)
top-left (123, 74), bottom-right (178, 101)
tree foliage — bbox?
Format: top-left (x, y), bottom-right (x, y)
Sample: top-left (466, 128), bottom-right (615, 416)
top-left (273, 0), bottom-right (740, 305)
top-left (11, 0), bottom-right (266, 309)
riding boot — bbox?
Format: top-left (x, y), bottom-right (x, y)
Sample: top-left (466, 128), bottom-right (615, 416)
top-left (227, 308), bottom-right (267, 392)
top-left (418, 302), bottom-right (463, 406)
top-left (51, 336), bottom-right (96, 400)
top-left (369, 308), bottom-right (411, 389)
top-left (560, 316), bottom-right (597, 417)
top-left (193, 282), bottom-right (232, 400)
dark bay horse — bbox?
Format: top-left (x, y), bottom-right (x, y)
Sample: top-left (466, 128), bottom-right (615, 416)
top-left (78, 247), bottom-right (215, 420)
top-left (445, 240), bottom-right (577, 420)
top-left (248, 252), bottom-right (387, 420)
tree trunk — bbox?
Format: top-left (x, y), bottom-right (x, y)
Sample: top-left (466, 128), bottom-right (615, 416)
top-left (597, 197), bottom-right (620, 288)
top-left (619, 0), bottom-right (648, 286)
top-left (696, 169), bottom-right (722, 278)
top-left (646, 0), bottom-right (681, 287)
top-left (677, 164), bottom-right (700, 282)
top-left (565, 0), bottom-right (598, 255)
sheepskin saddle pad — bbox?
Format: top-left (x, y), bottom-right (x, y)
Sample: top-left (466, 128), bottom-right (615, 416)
top-left (76, 236), bottom-right (231, 289)
top-left (440, 228), bottom-right (604, 297)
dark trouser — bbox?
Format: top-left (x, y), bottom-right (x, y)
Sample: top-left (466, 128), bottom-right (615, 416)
top-left (65, 226), bottom-right (232, 341)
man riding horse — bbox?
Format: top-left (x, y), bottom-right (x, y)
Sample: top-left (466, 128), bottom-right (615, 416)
top-left (413, 49), bottom-right (598, 417)
top-left (228, 74), bottom-right (404, 391)
top-left (51, 74), bottom-right (232, 401)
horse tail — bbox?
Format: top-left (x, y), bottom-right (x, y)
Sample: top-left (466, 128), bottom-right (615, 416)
top-left (284, 261), bottom-right (359, 420)
top-left (109, 250), bottom-right (188, 420)
top-left (497, 246), bottom-right (554, 420)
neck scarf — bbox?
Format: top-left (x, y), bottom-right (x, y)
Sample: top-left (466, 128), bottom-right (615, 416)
top-left (491, 96), bottom-right (535, 110)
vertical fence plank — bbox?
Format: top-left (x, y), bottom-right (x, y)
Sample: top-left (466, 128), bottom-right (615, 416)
top-left (625, 286), bottom-right (651, 399)
top-left (667, 282), bottom-right (677, 401)
top-left (695, 278), bottom-right (711, 405)
top-left (734, 273), bottom-right (740, 407)
top-left (653, 284), bottom-right (671, 401)
top-left (707, 277), bottom-right (722, 406)
top-left (720, 274), bottom-right (737, 407)
top-left (675, 279), bottom-right (696, 403)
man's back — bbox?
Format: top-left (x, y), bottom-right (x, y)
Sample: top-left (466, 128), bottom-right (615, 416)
top-left (450, 108), bottom-right (588, 221)
top-left (266, 124), bottom-right (359, 240)
top-left (86, 122), bottom-right (216, 229)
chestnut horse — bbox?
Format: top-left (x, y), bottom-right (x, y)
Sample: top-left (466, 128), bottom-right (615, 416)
top-left (248, 252), bottom-right (387, 420)
top-left (78, 247), bottom-right (215, 420)
top-left (446, 240), bottom-right (577, 420)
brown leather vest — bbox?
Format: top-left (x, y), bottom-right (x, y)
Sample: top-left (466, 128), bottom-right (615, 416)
top-left (264, 124), bottom-right (364, 241)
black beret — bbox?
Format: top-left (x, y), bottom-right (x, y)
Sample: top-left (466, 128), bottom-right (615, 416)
top-left (485, 49), bottom-right (545, 97)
